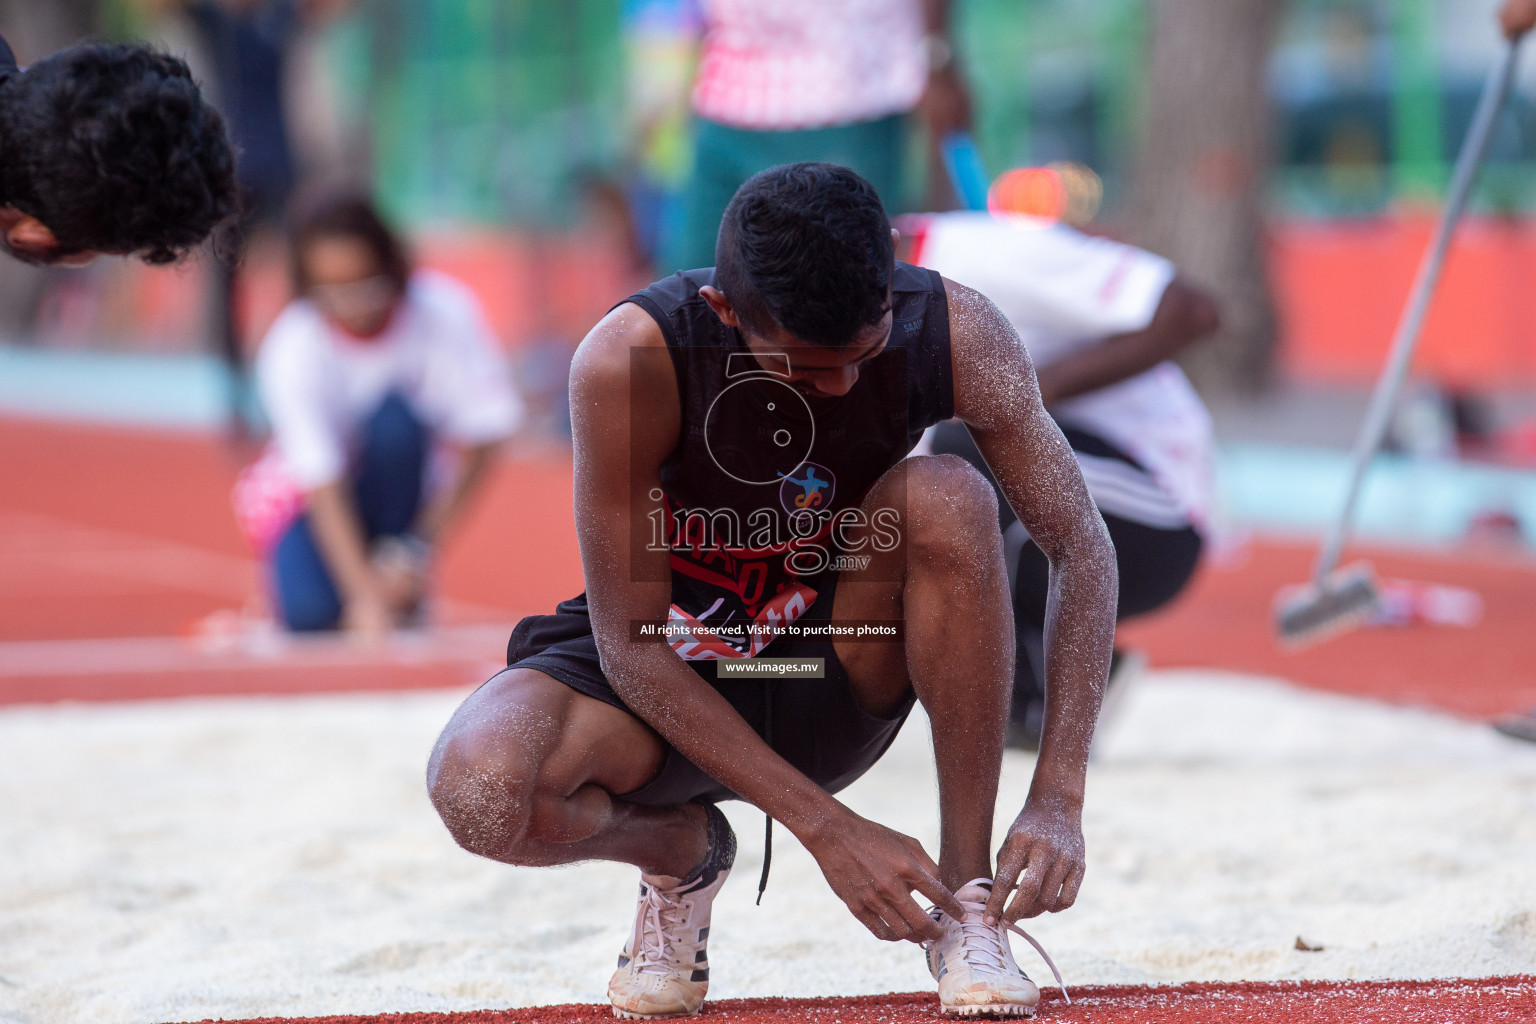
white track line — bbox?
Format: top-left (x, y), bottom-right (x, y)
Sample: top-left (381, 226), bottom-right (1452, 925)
top-left (0, 511), bottom-right (255, 599)
top-left (0, 623), bottom-right (512, 677)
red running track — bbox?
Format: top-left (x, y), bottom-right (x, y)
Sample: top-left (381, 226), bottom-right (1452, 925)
top-left (0, 416), bottom-right (580, 701)
top-left (1118, 538), bottom-right (1536, 718)
top-left (0, 416), bottom-right (582, 642)
top-left (176, 977), bottom-right (1536, 1024)
top-left (4, 415), bottom-right (1534, 715)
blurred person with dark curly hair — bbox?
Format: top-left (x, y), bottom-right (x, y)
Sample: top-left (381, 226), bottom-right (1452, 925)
top-left (0, 32), bottom-right (237, 266)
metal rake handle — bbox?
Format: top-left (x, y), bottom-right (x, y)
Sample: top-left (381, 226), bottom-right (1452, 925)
top-left (1312, 38), bottom-right (1522, 583)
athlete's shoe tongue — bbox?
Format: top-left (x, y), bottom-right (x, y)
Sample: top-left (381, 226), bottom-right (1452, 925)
top-left (953, 878), bottom-right (994, 906)
top-left (639, 871), bottom-right (687, 890)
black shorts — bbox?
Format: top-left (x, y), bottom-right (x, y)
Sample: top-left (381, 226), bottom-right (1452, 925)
top-left (929, 419), bottom-right (1203, 623)
top-left (501, 586), bottom-right (914, 807)
top-left (930, 419), bottom-right (1203, 709)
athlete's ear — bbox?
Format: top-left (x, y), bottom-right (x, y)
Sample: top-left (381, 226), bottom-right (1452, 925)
top-left (0, 211), bottom-right (97, 266)
top-left (698, 285), bottom-right (740, 328)
top-left (3, 211), bottom-right (62, 259)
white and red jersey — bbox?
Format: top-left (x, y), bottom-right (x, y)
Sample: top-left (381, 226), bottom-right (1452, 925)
top-left (233, 271), bottom-right (522, 553)
top-left (908, 212), bottom-right (1217, 533)
top-left (690, 0), bottom-right (927, 130)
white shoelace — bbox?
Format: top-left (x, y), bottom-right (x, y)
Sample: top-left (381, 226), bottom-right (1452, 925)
top-left (632, 883), bottom-right (692, 976)
top-left (931, 881), bottom-right (1071, 1005)
top-left (1001, 916), bottom-right (1069, 1004)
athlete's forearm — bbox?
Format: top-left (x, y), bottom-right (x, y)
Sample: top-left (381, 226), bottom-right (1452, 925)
top-left (947, 277), bottom-right (1117, 798)
top-left (601, 645), bottom-right (847, 835)
top-left (1031, 527), bottom-right (1117, 803)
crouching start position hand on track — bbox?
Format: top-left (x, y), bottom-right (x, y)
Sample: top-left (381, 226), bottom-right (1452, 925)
top-left (426, 163), bottom-right (1116, 1019)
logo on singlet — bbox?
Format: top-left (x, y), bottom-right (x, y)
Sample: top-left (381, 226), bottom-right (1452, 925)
top-left (778, 462), bottom-right (835, 513)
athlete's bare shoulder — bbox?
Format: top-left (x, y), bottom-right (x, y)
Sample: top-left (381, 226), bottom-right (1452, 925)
top-left (571, 302), bottom-right (676, 402)
top-left (570, 301), bottom-right (679, 458)
top-left (942, 276), bottom-right (1025, 359)
top-left (941, 276), bottom-right (1042, 433)
top-left (572, 302), bottom-right (668, 379)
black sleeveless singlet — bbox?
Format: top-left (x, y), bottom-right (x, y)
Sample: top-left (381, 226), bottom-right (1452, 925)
top-left (622, 262), bottom-right (954, 659)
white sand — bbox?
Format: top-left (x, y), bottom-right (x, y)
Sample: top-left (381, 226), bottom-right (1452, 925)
top-left (2, 670), bottom-right (1535, 1024)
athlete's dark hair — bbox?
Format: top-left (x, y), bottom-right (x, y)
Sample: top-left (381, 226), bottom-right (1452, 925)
top-left (287, 187), bottom-right (412, 297)
top-left (715, 162), bottom-right (894, 349)
top-left (0, 42), bottom-right (237, 264)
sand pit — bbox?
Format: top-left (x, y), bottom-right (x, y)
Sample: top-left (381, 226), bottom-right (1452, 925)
top-left (2, 670), bottom-right (1535, 1024)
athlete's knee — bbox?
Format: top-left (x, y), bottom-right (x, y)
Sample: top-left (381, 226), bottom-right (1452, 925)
top-left (428, 723), bottom-right (536, 862)
top-left (426, 672), bottom-right (561, 863)
top-left (902, 454), bottom-right (1002, 563)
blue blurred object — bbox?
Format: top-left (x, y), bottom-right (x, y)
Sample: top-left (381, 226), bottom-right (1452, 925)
top-left (941, 131), bottom-right (991, 211)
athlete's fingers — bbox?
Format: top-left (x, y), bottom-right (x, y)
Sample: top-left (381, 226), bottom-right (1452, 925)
top-left (869, 869), bottom-right (941, 942)
top-left (884, 889), bottom-right (944, 943)
top-left (893, 836), bottom-right (962, 926)
top-left (867, 891), bottom-right (926, 943)
top-left (1033, 858), bottom-right (1074, 916)
top-left (1057, 862), bottom-right (1086, 911)
top-left (987, 841), bottom-right (1028, 923)
top-left (909, 869), bottom-right (966, 926)
top-left (1004, 846), bottom-right (1050, 923)
top-left (851, 899), bottom-right (899, 942)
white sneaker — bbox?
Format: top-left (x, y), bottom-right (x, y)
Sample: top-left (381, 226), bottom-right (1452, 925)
top-left (924, 878), bottom-right (1068, 1018)
top-left (608, 804), bottom-right (735, 1019)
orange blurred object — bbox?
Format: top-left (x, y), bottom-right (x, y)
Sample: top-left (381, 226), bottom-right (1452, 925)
top-left (987, 166), bottom-right (1065, 223)
top-left (986, 162), bottom-right (1104, 226)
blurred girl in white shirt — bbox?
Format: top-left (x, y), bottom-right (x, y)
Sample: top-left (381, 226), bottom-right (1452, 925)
top-left (236, 190), bottom-right (522, 635)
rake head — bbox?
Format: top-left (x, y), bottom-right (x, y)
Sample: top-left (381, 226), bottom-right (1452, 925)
top-left (1274, 562), bottom-right (1381, 650)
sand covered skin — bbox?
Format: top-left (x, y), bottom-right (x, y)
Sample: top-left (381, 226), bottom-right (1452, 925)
top-left (2, 671), bottom-right (1535, 1024)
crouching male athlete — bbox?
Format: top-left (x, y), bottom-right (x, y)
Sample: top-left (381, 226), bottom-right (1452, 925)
top-left (428, 163), bottom-right (1117, 1018)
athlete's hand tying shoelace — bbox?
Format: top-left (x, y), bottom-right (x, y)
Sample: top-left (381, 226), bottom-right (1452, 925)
top-left (926, 880), bottom-right (1070, 1007)
top-left (987, 797), bottom-right (1088, 924)
top-left (803, 809), bottom-right (967, 943)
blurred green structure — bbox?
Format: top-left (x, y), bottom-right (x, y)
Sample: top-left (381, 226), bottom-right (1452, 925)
top-left (320, 0), bottom-right (1532, 229)
top-left (358, 0), bottom-right (626, 227)
top-left (960, 0), bottom-right (1535, 219)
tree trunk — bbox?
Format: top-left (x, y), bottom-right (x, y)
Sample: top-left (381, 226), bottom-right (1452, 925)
top-left (1130, 0), bottom-right (1287, 394)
